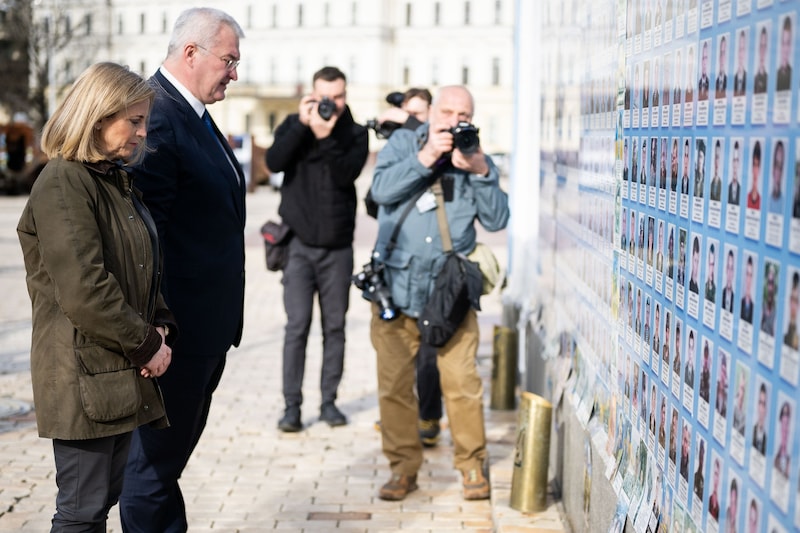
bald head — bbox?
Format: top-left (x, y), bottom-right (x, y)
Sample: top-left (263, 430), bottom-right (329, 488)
top-left (430, 86), bottom-right (475, 132)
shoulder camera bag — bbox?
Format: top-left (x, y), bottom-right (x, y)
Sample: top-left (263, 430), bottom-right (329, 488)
top-left (417, 179), bottom-right (482, 347)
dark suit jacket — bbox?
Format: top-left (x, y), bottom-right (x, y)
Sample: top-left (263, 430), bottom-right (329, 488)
top-left (134, 70), bottom-right (246, 355)
top-left (741, 297), bottom-right (754, 323)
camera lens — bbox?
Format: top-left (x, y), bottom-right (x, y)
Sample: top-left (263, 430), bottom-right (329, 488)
top-left (451, 122), bottom-right (480, 154)
top-left (317, 97), bottom-right (335, 121)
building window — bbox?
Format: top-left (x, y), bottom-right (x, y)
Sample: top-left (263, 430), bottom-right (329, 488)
top-left (269, 112), bottom-right (276, 133)
top-left (246, 5), bottom-right (252, 29)
top-left (403, 65), bottom-right (409, 85)
top-left (117, 15), bottom-right (123, 34)
top-left (272, 5), bottom-right (278, 28)
top-left (162, 13), bottom-right (168, 33)
top-left (139, 61), bottom-right (146, 75)
top-left (139, 13), bottom-right (145, 34)
top-left (64, 15), bottom-right (72, 36)
top-left (324, 3), bottom-right (330, 26)
top-left (297, 5), bottom-right (303, 26)
top-left (434, 3), bottom-right (441, 25)
top-left (405, 3), bottom-right (412, 26)
top-left (495, 0), bottom-right (502, 24)
top-left (461, 66), bottom-right (469, 84)
top-left (351, 2), bottom-right (357, 25)
top-left (464, 2), bottom-right (470, 25)
top-left (492, 57), bottom-right (500, 85)
top-left (432, 60), bottom-right (439, 86)
top-left (84, 14), bottom-right (91, 35)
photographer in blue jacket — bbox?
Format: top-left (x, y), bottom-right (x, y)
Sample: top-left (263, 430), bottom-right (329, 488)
top-left (365, 85), bottom-right (509, 501)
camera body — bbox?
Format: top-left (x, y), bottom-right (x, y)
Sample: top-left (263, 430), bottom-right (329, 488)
top-left (366, 118), bottom-right (403, 139)
top-left (352, 260), bottom-right (397, 321)
top-left (448, 121), bottom-right (480, 154)
top-left (317, 97), bottom-right (336, 121)
top-left (366, 91), bottom-right (408, 139)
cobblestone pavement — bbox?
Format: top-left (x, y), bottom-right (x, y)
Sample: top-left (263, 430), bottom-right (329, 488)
top-left (0, 180), bottom-right (567, 532)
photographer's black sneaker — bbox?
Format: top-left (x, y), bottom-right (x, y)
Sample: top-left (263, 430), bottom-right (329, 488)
top-left (278, 406), bottom-right (302, 432)
top-left (320, 402), bottom-right (347, 427)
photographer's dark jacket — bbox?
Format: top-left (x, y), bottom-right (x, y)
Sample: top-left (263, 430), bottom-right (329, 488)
top-left (17, 157), bottom-right (175, 439)
top-left (267, 106), bottom-right (368, 249)
top-left (369, 126), bottom-right (509, 317)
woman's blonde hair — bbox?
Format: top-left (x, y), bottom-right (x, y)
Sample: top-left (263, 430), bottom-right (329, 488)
top-left (41, 62), bottom-right (154, 165)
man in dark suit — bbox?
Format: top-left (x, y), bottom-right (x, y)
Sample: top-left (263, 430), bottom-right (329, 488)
top-left (777, 16), bottom-right (793, 91)
top-left (698, 41), bottom-right (710, 101)
top-left (681, 139), bottom-right (691, 195)
top-left (119, 8), bottom-right (246, 532)
top-left (752, 382), bottom-right (768, 455)
top-left (734, 30), bottom-right (747, 97)
top-left (729, 140), bottom-right (741, 205)
top-left (673, 50), bottom-right (683, 104)
top-left (741, 255), bottom-right (755, 323)
top-left (754, 26), bottom-right (769, 94)
top-left (722, 249), bottom-right (735, 313)
top-left (715, 35), bottom-right (728, 99)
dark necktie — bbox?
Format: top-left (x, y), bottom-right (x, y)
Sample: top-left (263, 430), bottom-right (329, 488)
top-left (202, 110), bottom-right (239, 184)
top-left (203, 110), bottom-right (219, 141)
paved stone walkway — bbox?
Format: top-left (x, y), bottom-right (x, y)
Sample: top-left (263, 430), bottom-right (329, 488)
top-left (0, 184), bottom-right (568, 532)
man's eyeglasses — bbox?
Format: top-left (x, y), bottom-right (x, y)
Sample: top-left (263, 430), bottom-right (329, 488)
top-left (195, 44), bottom-right (240, 71)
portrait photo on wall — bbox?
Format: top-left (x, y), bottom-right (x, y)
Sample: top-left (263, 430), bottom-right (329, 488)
top-left (784, 266), bottom-right (800, 352)
top-left (715, 32), bottom-right (730, 99)
top-left (776, 13), bottom-right (794, 92)
top-left (734, 26), bottom-right (748, 97)
top-left (704, 238), bottom-right (719, 329)
top-left (752, 20), bottom-right (771, 124)
top-left (766, 137), bottom-right (788, 247)
top-left (727, 137), bottom-right (744, 234)
top-left (745, 138), bottom-right (764, 241)
top-left (707, 450), bottom-right (724, 525)
top-left (775, 12), bottom-right (794, 123)
top-left (769, 392), bottom-right (795, 513)
top-left (781, 265), bottom-right (800, 386)
top-left (791, 139), bottom-right (800, 255)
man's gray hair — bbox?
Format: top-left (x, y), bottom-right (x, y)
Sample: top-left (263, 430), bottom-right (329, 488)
top-left (167, 7), bottom-right (244, 58)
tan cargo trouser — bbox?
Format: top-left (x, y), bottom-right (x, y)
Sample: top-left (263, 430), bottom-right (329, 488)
top-left (370, 305), bottom-right (487, 475)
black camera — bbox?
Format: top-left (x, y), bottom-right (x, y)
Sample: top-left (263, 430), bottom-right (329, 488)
top-left (317, 97), bottom-right (336, 121)
top-left (366, 118), bottom-right (403, 139)
top-left (365, 91), bottom-right (408, 139)
top-left (352, 260), bottom-right (397, 321)
top-left (449, 121), bottom-right (480, 154)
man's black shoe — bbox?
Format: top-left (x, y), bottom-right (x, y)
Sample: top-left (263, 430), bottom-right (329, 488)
top-left (319, 402), bottom-right (347, 427)
top-left (278, 406), bottom-right (302, 432)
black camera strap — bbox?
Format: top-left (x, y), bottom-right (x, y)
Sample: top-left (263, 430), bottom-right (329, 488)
top-left (383, 163), bottom-right (449, 261)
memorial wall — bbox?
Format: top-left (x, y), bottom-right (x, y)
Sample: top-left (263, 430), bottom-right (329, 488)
top-left (535, 0), bottom-right (799, 531)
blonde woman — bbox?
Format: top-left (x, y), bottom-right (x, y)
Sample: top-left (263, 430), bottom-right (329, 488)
top-left (17, 62), bottom-right (175, 531)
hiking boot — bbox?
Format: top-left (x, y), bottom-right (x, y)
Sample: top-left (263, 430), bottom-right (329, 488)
top-left (462, 467), bottom-right (490, 500)
top-left (319, 402), bottom-right (347, 427)
top-left (278, 406), bottom-right (302, 433)
top-left (418, 419), bottom-right (441, 447)
top-left (378, 473), bottom-right (418, 501)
